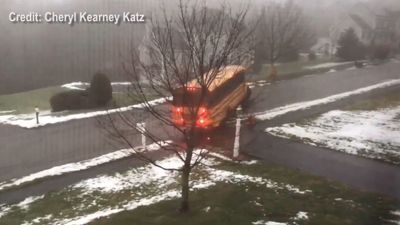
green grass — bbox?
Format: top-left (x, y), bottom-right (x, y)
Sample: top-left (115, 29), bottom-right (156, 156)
top-left (112, 92), bottom-right (158, 108)
top-left (90, 161), bottom-right (399, 225)
top-left (249, 57), bottom-right (353, 82)
top-left (0, 86), bottom-right (64, 114)
top-left (344, 91), bottom-right (400, 111)
top-left (0, 159), bottom-right (398, 225)
top-left (0, 86), bottom-right (154, 115)
top-left (93, 185), bottom-right (397, 225)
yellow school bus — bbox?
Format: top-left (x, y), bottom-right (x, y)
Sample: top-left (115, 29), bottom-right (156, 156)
top-left (172, 65), bottom-right (250, 128)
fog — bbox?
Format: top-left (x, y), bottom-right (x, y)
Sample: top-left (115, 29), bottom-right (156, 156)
top-left (0, 0), bottom-right (153, 94)
top-left (0, 0), bottom-right (399, 94)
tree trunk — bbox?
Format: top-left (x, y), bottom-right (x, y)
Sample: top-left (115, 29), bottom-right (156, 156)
top-left (180, 164), bottom-right (191, 213)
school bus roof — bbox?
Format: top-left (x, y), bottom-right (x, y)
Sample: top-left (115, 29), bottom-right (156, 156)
top-left (187, 65), bottom-right (246, 92)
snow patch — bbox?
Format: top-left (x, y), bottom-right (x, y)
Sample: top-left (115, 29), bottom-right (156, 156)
top-left (110, 82), bottom-right (132, 86)
top-left (305, 62), bottom-right (351, 70)
top-left (208, 152), bottom-right (233, 162)
top-left (73, 155), bottom-right (180, 193)
top-left (0, 141), bottom-right (171, 191)
top-left (61, 82), bottom-right (89, 90)
top-left (346, 66), bottom-right (356, 71)
top-left (207, 152), bottom-right (258, 165)
top-left (0, 110), bottom-right (16, 114)
top-left (24, 214), bottom-right (53, 225)
top-left (247, 80), bottom-right (271, 89)
top-left (254, 79), bottom-right (400, 121)
top-left (392, 211), bottom-right (400, 217)
top-left (12, 151), bottom-right (310, 225)
top-left (293, 211), bottom-right (308, 220)
top-left (56, 154), bottom-right (309, 224)
top-left (253, 220), bottom-right (287, 225)
top-left (252, 212), bottom-right (308, 225)
top-left (62, 82), bottom-right (133, 91)
top-left (391, 58), bottom-right (400, 64)
top-left (203, 206), bottom-right (211, 213)
top-left (0, 195), bottom-right (44, 219)
top-left (56, 190), bottom-right (180, 225)
top-left (17, 196), bottom-right (44, 210)
top-left (241, 160), bottom-right (259, 165)
top-left (327, 69), bottom-right (337, 73)
top-left (204, 167), bottom-right (312, 195)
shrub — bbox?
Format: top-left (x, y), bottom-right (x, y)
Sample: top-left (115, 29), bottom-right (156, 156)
top-left (336, 28), bottom-right (366, 61)
top-left (280, 45), bottom-right (300, 63)
top-left (50, 72), bottom-right (113, 112)
top-left (354, 61), bottom-right (365, 68)
top-left (308, 51), bottom-right (317, 61)
top-left (89, 73), bottom-right (113, 106)
top-left (50, 90), bottom-right (91, 112)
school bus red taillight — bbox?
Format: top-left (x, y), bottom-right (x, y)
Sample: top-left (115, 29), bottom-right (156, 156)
top-left (172, 106), bottom-right (184, 125)
top-left (196, 107), bottom-right (210, 128)
top-left (172, 106), bottom-right (212, 128)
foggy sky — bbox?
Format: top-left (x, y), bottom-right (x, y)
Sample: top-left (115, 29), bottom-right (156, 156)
top-left (0, 0), bottom-right (399, 94)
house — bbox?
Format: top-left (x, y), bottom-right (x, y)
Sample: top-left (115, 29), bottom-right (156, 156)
top-left (329, 2), bottom-right (400, 52)
top-left (137, 7), bottom-right (252, 82)
top-left (137, 14), bottom-right (188, 83)
top-left (310, 38), bottom-right (335, 56)
top-left (138, 12), bottom-right (188, 67)
top-left (374, 9), bottom-right (400, 47)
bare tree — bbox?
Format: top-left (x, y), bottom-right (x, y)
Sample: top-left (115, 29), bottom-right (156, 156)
top-left (101, 0), bottom-right (256, 213)
top-left (257, 0), bottom-right (313, 79)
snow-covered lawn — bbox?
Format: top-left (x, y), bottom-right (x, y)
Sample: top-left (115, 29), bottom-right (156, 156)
top-left (0, 150), bottom-right (398, 225)
top-left (266, 105), bottom-right (400, 165)
top-left (304, 61), bottom-right (352, 70)
top-left (0, 153), bottom-right (312, 225)
top-left (0, 97), bottom-right (170, 128)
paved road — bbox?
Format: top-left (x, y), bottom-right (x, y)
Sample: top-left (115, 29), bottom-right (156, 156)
top-left (241, 86), bottom-right (400, 200)
top-left (0, 62), bottom-right (399, 182)
top-left (245, 133), bottom-right (400, 200)
top-left (0, 61), bottom-right (399, 202)
top-left (0, 150), bottom-right (171, 205)
top-left (0, 109), bottom-right (176, 182)
top-left (246, 62), bottom-right (400, 114)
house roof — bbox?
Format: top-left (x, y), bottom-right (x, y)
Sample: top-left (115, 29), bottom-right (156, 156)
top-left (349, 14), bottom-right (373, 31)
top-left (151, 27), bottom-right (188, 51)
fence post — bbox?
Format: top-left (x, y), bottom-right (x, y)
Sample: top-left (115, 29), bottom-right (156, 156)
top-left (137, 122), bottom-right (146, 150)
top-left (233, 107), bottom-right (242, 158)
top-left (35, 107), bottom-right (40, 124)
